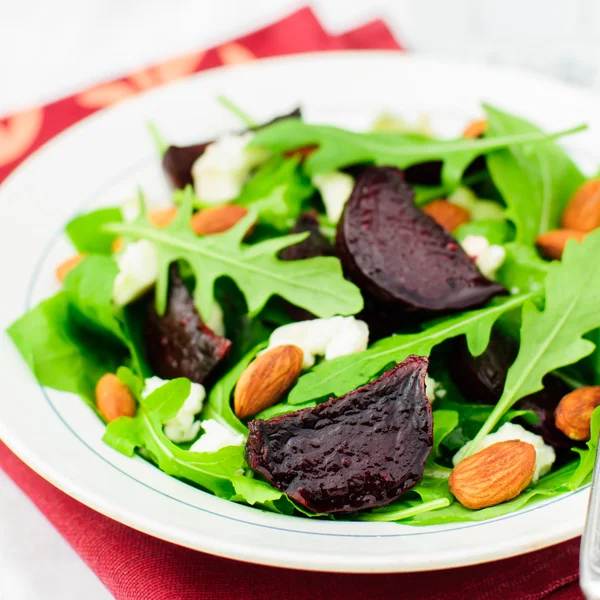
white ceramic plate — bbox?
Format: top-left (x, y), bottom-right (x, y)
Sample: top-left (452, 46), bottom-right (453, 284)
top-left (1, 52), bottom-right (599, 573)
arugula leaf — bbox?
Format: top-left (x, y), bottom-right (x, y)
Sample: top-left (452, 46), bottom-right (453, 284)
top-left (63, 255), bottom-right (148, 376)
top-left (428, 410), bottom-right (459, 464)
top-left (468, 230), bottom-right (600, 451)
top-left (65, 208), bottom-right (122, 254)
top-left (106, 190), bottom-right (363, 319)
top-left (230, 474), bottom-right (295, 514)
top-left (104, 378), bottom-right (244, 497)
top-left (453, 220), bottom-right (513, 245)
top-left (251, 117), bottom-right (585, 189)
top-left (217, 95), bottom-right (257, 128)
top-left (496, 242), bottom-right (549, 295)
top-left (236, 156), bottom-right (314, 230)
top-left (485, 104), bottom-right (586, 246)
top-left (201, 347), bottom-right (261, 435)
top-left (147, 122), bottom-right (168, 156)
top-left (63, 255), bottom-right (126, 344)
top-left (7, 292), bottom-right (124, 405)
top-left (288, 293), bottom-right (536, 404)
top-left (565, 406), bottom-right (600, 490)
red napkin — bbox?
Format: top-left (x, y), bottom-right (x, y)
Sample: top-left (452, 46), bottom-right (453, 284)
top-left (0, 7), bottom-right (584, 599)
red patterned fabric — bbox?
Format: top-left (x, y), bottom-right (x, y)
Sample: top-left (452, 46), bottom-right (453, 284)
top-left (0, 7), bottom-right (584, 599)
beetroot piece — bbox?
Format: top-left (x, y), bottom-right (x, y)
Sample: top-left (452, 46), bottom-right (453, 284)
top-left (144, 267), bottom-right (231, 383)
top-left (246, 355), bottom-right (433, 514)
top-left (449, 332), bottom-right (573, 448)
top-left (278, 211), bottom-right (334, 261)
top-left (336, 166), bottom-right (505, 312)
top-left (162, 108), bottom-right (301, 189)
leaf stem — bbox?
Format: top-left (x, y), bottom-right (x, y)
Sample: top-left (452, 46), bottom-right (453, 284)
top-left (217, 95), bottom-right (257, 128)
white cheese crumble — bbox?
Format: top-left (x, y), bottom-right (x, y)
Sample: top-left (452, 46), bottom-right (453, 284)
top-left (312, 171), bottom-right (355, 223)
top-left (143, 376), bottom-right (206, 443)
top-left (121, 197), bottom-right (142, 223)
top-left (191, 132), bottom-right (269, 204)
top-left (266, 316), bottom-right (369, 369)
top-left (461, 235), bottom-right (506, 281)
top-left (190, 419), bottom-right (245, 453)
top-left (452, 422), bottom-right (556, 483)
top-left (424, 375), bottom-right (446, 403)
top-left (112, 240), bottom-right (159, 307)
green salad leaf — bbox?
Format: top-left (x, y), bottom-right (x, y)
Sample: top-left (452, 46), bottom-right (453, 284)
top-left (106, 190), bottom-right (363, 319)
top-left (236, 156), bottom-right (314, 230)
top-left (565, 406), bottom-right (600, 490)
top-left (65, 208), bottom-right (122, 254)
top-left (201, 346), bottom-right (261, 434)
top-left (289, 293), bottom-right (536, 404)
top-left (485, 104), bottom-right (586, 246)
top-left (105, 373), bottom-right (293, 512)
top-left (251, 116), bottom-right (585, 188)
top-left (7, 292), bottom-right (124, 405)
top-left (469, 230), bottom-right (600, 451)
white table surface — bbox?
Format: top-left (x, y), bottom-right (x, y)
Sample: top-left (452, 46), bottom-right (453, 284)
top-left (1, 1), bottom-right (599, 598)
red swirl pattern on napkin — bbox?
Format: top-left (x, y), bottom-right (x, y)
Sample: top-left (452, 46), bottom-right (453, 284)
top-left (0, 7), bottom-right (584, 599)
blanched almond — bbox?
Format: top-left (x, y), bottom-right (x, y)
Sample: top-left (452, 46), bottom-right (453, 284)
top-left (95, 373), bottom-right (137, 422)
top-left (149, 206), bottom-right (178, 228)
top-left (191, 205), bottom-right (249, 235)
top-left (449, 440), bottom-right (536, 510)
top-left (561, 179), bottom-right (600, 233)
top-left (535, 229), bottom-right (586, 260)
top-left (56, 254), bottom-right (85, 282)
top-left (423, 199), bottom-right (470, 232)
top-left (463, 119), bottom-right (487, 139)
top-left (234, 345), bottom-right (304, 419)
top-left (555, 386), bottom-right (600, 441)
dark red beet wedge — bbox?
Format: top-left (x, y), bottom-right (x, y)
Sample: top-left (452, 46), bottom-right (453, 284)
top-left (246, 355), bottom-right (433, 514)
top-left (163, 108), bottom-right (301, 189)
top-left (278, 211), bottom-right (334, 261)
top-left (449, 332), bottom-right (573, 448)
top-left (335, 166), bottom-right (505, 312)
top-left (144, 267), bottom-right (231, 383)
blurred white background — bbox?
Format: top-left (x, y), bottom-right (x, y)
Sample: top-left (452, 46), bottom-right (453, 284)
top-left (2, 0), bottom-right (600, 117)
top-left (1, 1), bottom-right (599, 598)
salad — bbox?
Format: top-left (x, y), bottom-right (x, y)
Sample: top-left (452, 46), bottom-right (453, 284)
top-left (7, 99), bottom-right (600, 524)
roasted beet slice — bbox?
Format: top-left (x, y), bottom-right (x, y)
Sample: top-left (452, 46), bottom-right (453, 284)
top-left (278, 211), bottom-right (334, 261)
top-left (163, 108), bottom-right (301, 189)
top-left (335, 166), bottom-right (505, 312)
top-left (144, 267), bottom-right (231, 383)
top-left (246, 355), bottom-right (433, 514)
top-left (449, 331), bottom-right (573, 448)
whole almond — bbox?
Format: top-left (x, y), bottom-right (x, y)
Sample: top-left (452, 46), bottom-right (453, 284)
top-left (463, 119), bottom-right (487, 139)
top-left (555, 386), bottom-right (600, 441)
top-left (95, 373), bottom-right (137, 422)
top-left (234, 345), bottom-right (304, 419)
top-left (149, 206), bottom-right (178, 228)
top-left (535, 229), bottom-right (586, 260)
top-left (449, 440), bottom-right (536, 510)
top-left (561, 179), bottom-right (600, 233)
top-left (423, 199), bottom-right (470, 232)
top-left (191, 205), bottom-right (249, 236)
top-left (56, 254), bottom-right (85, 282)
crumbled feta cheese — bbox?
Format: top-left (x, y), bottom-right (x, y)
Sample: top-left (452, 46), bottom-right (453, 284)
top-left (312, 171), bottom-right (355, 223)
top-left (424, 375), bottom-right (446, 403)
top-left (112, 240), bottom-right (159, 307)
top-left (190, 419), bottom-right (245, 453)
top-left (191, 132), bottom-right (269, 204)
top-left (143, 376), bottom-right (206, 443)
top-left (461, 235), bottom-right (506, 280)
top-left (453, 422), bottom-right (556, 483)
top-left (121, 197), bottom-right (142, 223)
top-left (266, 316), bottom-right (369, 369)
